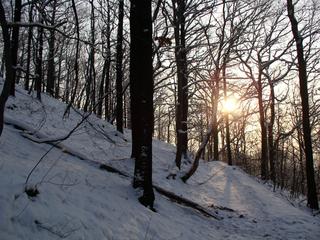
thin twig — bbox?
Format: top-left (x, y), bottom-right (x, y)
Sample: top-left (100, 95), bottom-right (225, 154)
top-left (25, 144), bottom-right (57, 185)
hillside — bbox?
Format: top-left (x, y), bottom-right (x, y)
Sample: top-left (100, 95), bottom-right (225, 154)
top-left (0, 85), bottom-right (320, 240)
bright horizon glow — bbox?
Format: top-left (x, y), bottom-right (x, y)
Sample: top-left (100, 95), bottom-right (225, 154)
top-left (222, 97), bottom-right (238, 113)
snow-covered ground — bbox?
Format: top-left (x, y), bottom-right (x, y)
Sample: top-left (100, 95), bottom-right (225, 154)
top-left (0, 84), bottom-right (320, 239)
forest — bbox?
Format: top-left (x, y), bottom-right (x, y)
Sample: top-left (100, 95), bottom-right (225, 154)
top-left (0, 0), bottom-right (319, 215)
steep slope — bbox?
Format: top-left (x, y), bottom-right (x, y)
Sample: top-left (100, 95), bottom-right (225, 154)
top-left (0, 85), bottom-right (319, 239)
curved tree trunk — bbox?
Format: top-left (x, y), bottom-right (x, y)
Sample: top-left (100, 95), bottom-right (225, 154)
top-left (182, 126), bottom-right (213, 182)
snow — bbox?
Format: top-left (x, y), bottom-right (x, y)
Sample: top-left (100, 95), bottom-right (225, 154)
top-left (0, 83), bottom-right (320, 239)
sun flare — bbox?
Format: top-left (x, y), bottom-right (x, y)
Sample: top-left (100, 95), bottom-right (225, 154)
top-left (222, 97), bottom-right (238, 113)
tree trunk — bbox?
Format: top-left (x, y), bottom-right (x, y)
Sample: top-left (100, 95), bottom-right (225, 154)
top-left (287, 0), bottom-right (319, 210)
top-left (103, 0), bottom-right (111, 121)
top-left (268, 80), bottom-right (276, 183)
top-left (10, 0), bottom-right (22, 96)
top-left (212, 75), bottom-right (219, 161)
top-left (90, 0), bottom-right (96, 112)
top-left (97, 0), bottom-right (111, 118)
top-left (173, 0), bottom-right (188, 169)
top-left (222, 58), bottom-right (232, 165)
top-left (35, 14), bottom-right (43, 101)
top-left (84, 0), bottom-right (96, 112)
top-left (55, 39), bottom-right (65, 99)
top-left (257, 64), bottom-right (268, 180)
top-left (130, 0), bottom-right (155, 208)
top-left (97, 57), bottom-right (106, 118)
top-left (0, 51), bottom-right (4, 78)
top-left (25, 3), bottom-right (33, 91)
top-left (104, 55), bottom-right (111, 120)
top-left (64, 64), bottom-right (71, 103)
top-left (116, 0), bottom-right (124, 133)
top-left (64, 0), bottom-right (81, 116)
top-left (0, 2), bottom-right (14, 136)
top-left (46, 0), bottom-right (57, 96)
top-left (182, 126), bottom-right (213, 182)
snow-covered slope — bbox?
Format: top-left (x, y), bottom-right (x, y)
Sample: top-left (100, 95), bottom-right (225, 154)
top-left (0, 86), bottom-right (320, 239)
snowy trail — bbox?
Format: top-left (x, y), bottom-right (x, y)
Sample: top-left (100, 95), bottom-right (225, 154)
top-left (177, 162), bottom-right (320, 240)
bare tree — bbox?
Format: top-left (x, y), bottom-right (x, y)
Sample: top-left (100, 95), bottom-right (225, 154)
top-left (287, 0), bottom-right (319, 210)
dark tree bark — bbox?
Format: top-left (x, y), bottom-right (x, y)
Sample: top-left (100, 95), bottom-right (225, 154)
top-left (173, 0), bottom-right (188, 168)
top-left (103, 54), bottom-right (111, 120)
top-left (97, 0), bottom-right (111, 119)
top-left (70, 0), bottom-right (80, 103)
top-left (34, 14), bottom-right (44, 101)
top-left (97, 56), bottom-right (106, 118)
top-left (64, 60), bottom-right (71, 103)
top-left (268, 80), bottom-right (276, 184)
top-left (0, 2), bottom-right (14, 136)
top-left (55, 38), bottom-right (65, 99)
top-left (130, 0), bottom-right (155, 208)
top-left (212, 70), bottom-right (220, 161)
top-left (222, 62), bottom-right (232, 165)
top-left (90, 0), bottom-right (96, 113)
top-left (84, 0), bottom-right (96, 112)
top-left (287, 0), bottom-right (319, 210)
top-left (257, 57), bottom-right (268, 180)
top-left (46, 0), bottom-right (57, 96)
top-left (98, 0), bottom-right (111, 119)
top-left (115, 0), bottom-right (124, 132)
top-left (10, 0), bottom-right (22, 96)
top-left (64, 0), bottom-right (80, 116)
top-left (25, 3), bottom-right (33, 91)
top-left (103, 1), bottom-right (111, 121)
top-left (0, 51), bottom-right (4, 78)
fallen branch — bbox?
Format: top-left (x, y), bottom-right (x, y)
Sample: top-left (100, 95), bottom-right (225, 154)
top-left (153, 185), bottom-right (222, 220)
top-left (99, 164), bottom-right (130, 177)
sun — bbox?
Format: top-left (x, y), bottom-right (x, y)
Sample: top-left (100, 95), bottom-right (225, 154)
top-left (222, 97), bottom-right (238, 113)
